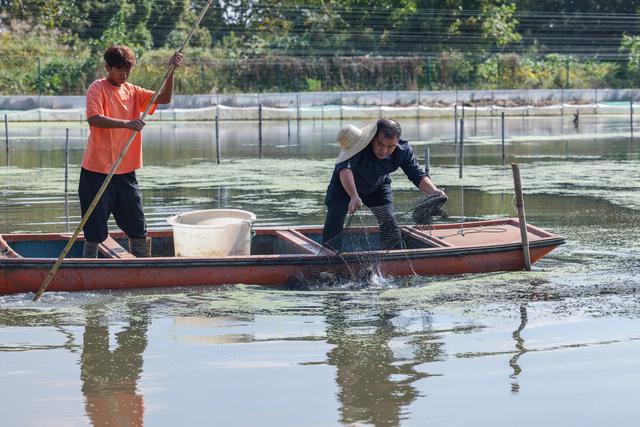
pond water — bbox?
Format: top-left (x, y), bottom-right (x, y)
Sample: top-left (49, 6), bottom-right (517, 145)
top-left (0, 115), bottom-right (639, 426)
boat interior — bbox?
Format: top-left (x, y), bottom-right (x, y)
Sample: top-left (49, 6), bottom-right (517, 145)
top-left (0, 219), bottom-right (559, 259)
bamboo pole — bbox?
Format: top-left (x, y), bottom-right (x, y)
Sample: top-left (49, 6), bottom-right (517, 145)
top-left (511, 163), bottom-right (532, 271)
top-left (33, 0), bottom-right (215, 301)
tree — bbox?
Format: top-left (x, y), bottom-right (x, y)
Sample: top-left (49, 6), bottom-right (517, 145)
top-left (481, 0), bottom-right (521, 47)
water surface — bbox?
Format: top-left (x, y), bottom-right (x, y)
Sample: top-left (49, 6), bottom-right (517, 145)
top-left (1, 115), bottom-right (639, 426)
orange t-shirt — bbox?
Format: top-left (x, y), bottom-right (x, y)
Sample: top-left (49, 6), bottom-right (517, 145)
top-left (82, 78), bottom-right (157, 174)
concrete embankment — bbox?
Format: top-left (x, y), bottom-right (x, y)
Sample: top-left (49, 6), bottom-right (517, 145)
top-left (1, 88), bottom-right (639, 121)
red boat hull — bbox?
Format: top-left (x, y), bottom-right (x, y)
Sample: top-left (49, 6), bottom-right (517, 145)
top-left (0, 219), bottom-right (565, 295)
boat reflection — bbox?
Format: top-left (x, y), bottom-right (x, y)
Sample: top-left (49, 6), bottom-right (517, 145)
top-left (81, 304), bottom-right (149, 427)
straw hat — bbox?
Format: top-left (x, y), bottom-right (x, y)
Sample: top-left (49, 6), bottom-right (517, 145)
top-left (335, 121), bottom-right (378, 164)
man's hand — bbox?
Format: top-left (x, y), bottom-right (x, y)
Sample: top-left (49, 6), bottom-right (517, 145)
top-left (124, 119), bottom-right (146, 131)
top-left (428, 188), bottom-right (447, 199)
top-left (348, 196), bottom-right (363, 214)
top-left (169, 52), bottom-right (184, 68)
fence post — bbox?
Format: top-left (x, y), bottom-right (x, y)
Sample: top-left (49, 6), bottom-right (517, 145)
top-left (474, 103), bottom-right (478, 135)
top-left (454, 104), bottom-right (458, 145)
top-left (4, 114), bottom-right (8, 156)
top-left (215, 108), bottom-right (220, 165)
top-left (459, 118), bottom-right (464, 179)
top-left (501, 111), bottom-right (506, 164)
top-left (424, 145), bottom-right (430, 176)
top-left (64, 128), bottom-right (69, 194)
top-left (631, 100), bottom-right (634, 139)
top-left (258, 104), bottom-right (263, 157)
top-left (37, 57), bottom-right (42, 98)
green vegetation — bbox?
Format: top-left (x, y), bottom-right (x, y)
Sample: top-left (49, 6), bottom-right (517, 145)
top-left (1, 1), bottom-right (639, 95)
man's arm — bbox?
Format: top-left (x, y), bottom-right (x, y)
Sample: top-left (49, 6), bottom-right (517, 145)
top-left (155, 52), bottom-right (183, 104)
top-left (399, 142), bottom-right (446, 197)
top-left (419, 176), bottom-right (446, 197)
top-left (87, 115), bottom-right (145, 130)
top-left (339, 168), bottom-right (363, 214)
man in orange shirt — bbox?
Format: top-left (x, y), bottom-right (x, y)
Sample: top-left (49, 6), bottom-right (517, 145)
top-left (80, 45), bottom-right (183, 258)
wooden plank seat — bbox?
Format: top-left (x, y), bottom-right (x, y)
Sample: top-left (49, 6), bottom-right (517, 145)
top-left (403, 226), bottom-right (453, 247)
top-left (275, 230), bottom-right (329, 255)
top-left (98, 236), bottom-right (137, 259)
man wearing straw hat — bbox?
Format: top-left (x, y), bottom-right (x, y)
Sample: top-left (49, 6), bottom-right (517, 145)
top-left (322, 118), bottom-right (446, 252)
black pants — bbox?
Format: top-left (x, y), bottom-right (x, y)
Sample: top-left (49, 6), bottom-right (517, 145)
top-left (322, 184), bottom-right (401, 252)
top-left (78, 168), bottom-right (147, 243)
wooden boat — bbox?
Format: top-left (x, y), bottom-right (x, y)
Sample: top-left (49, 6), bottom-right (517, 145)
top-left (0, 218), bottom-right (564, 295)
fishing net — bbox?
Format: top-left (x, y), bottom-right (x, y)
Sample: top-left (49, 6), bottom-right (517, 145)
top-left (287, 193), bottom-right (448, 289)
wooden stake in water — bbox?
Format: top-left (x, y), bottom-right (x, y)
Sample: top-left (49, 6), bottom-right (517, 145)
top-left (64, 193), bottom-right (70, 233)
top-left (511, 163), bottom-right (532, 271)
top-left (459, 118), bottom-right (464, 179)
top-left (215, 109), bottom-right (220, 165)
top-left (474, 103), bottom-right (477, 135)
top-left (424, 145), bottom-right (430, 176)
top-left (64, 129), bottom-right (69, 194)
top-left (33, 0), bottom-right (216, 302)
top-left (454, 104), bottom-right (458, 144)
top-left (630, 100), bottom-right (634, 139)
top-left (258, 103), bottom-right (263, 156)
top-left (501, 111), bottom-right (506, 164)
top-left (4, 114), bottom-right (8, 156)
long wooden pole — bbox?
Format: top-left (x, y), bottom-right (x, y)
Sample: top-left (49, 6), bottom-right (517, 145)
top-left (34, 0), bottom-right (215, 301)
top-left (511, 163), bottom-right (531, 271)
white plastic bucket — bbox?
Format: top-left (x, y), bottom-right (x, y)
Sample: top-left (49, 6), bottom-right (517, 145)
top-left (167, 209), bottom-right (256, 257)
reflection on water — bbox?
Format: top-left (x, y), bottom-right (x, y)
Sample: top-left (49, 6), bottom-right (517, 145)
top-left (81, 304), bottom-right (148, 427)
top-left (323, 294), bottom-right (438, 426)
top-left (509, 304), bottom-right (527, 393)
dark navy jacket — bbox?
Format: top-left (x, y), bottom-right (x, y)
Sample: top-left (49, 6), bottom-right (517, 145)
top-left (325, 139), bottom-right (426, 204)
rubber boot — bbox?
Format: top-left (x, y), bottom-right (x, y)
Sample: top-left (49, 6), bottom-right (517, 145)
top-left (82, 240), bottom-right (99, 258)
top-left (129, 236), bottom-right (151, 258)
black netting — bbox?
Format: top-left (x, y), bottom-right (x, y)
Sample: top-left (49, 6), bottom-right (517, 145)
top-left (287, 194), bottom-right (449, 289)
